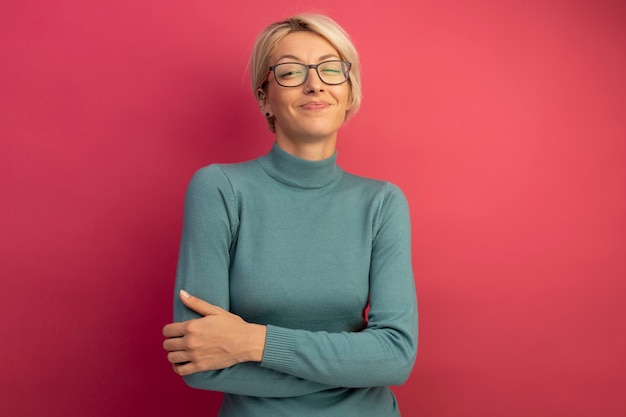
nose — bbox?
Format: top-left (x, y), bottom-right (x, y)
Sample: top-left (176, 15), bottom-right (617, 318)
top-left (304, 66), bottom-right (324, 93)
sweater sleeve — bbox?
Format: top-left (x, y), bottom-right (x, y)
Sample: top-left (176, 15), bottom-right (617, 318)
top-left (173, 165), bottom-right (336, 397)
top-left (259, 182), bottom-right (418, 387)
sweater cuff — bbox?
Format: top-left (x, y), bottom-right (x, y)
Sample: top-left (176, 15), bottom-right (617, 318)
top-left (260, 325), bottom-right (296, 374)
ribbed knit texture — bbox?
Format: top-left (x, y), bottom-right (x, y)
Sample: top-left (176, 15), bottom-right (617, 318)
top-left (174, 143), bottom-right (418, 417)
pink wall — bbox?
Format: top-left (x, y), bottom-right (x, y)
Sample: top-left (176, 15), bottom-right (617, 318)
top-left (2, 1), bottom-right (625, 416)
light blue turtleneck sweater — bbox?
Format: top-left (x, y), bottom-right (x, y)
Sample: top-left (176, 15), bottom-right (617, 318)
top-left (173, 143), bottom-right (418, 417)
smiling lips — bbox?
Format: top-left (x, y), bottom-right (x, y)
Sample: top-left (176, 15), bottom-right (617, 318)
top-left (300, 101), bottom-right (330, 111)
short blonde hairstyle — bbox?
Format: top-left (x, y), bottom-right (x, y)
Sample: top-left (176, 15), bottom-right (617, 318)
top-left (250, 13), bottom-right (362, 132)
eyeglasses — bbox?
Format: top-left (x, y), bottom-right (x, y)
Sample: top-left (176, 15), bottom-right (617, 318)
top-left (264, 60), bottom-right (351, 88)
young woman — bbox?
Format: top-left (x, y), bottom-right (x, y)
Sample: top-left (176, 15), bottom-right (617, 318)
top-left (163, 13), bottom-right (418, 417)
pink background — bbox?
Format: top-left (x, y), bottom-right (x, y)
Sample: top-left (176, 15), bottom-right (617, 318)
top-left (2, 1), bottom-right (625, 416)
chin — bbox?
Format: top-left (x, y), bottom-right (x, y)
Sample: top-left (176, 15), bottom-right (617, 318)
top-left (302, 120), bottom-right (343, 136)
top-left (280, 122), bottom-right (342, 141)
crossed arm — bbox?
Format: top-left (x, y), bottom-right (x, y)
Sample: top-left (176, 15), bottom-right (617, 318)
top-left (161, 168), bottom-right (417, 395)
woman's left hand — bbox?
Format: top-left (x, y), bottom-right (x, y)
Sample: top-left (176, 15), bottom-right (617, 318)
top-left (162, 290), bottom-right (267, 376)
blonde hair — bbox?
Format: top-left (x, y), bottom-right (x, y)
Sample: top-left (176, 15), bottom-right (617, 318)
top-left (250, 13), bottom-right (362, 132)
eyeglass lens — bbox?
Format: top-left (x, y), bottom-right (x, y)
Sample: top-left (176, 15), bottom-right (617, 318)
top-left (273, 61), bottom-right (349, 87)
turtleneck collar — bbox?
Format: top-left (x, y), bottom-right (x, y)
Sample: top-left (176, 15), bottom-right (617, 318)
top-left (257, 142), bottom-right (343, 189)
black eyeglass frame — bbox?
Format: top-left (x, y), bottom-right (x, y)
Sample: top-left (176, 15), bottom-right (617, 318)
top-left (263, 60), bottom-right (352, 88)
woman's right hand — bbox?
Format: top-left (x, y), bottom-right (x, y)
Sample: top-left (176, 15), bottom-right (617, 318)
top-left (162, 290), bottom-right (267, 376)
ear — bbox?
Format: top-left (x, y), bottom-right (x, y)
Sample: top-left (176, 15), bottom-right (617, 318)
top-left (256, 89), bottom-right (271, 114)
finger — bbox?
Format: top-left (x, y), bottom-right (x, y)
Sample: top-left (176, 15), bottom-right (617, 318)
top-left (162, 336), bottom-right (186, 353)
top-left (172, 361), bottom-right (196, 376)
top-left (162, 322), bottom-right (186, 338)
top-left (167, 350), bottom-right (191, 365)
top-left (179, 289), bottom-right (224, 316)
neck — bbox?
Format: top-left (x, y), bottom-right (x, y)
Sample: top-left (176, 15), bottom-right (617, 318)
top-left (274, 132), bottom-right (337, 161)
top-left (258, 142), bottom-right (342, 189)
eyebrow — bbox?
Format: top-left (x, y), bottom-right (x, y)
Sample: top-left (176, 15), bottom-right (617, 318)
top-left (274, 53), bottom-right (341, 63)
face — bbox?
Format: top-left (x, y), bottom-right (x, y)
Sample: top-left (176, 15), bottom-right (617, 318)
top-left (259, 31), bottom-right (352, 146)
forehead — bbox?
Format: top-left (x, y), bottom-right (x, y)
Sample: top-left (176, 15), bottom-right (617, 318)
top-left (270, 31), bottom-right (340, 63)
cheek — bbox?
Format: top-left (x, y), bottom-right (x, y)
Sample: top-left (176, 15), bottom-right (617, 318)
top-left (338, 86), bottom-right (351, 107)
top-left (268, 93), bottom-right (294, 114)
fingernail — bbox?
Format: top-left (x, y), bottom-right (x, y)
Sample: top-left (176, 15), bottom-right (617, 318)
top-left (180, 289), bottom-right (190, 298)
